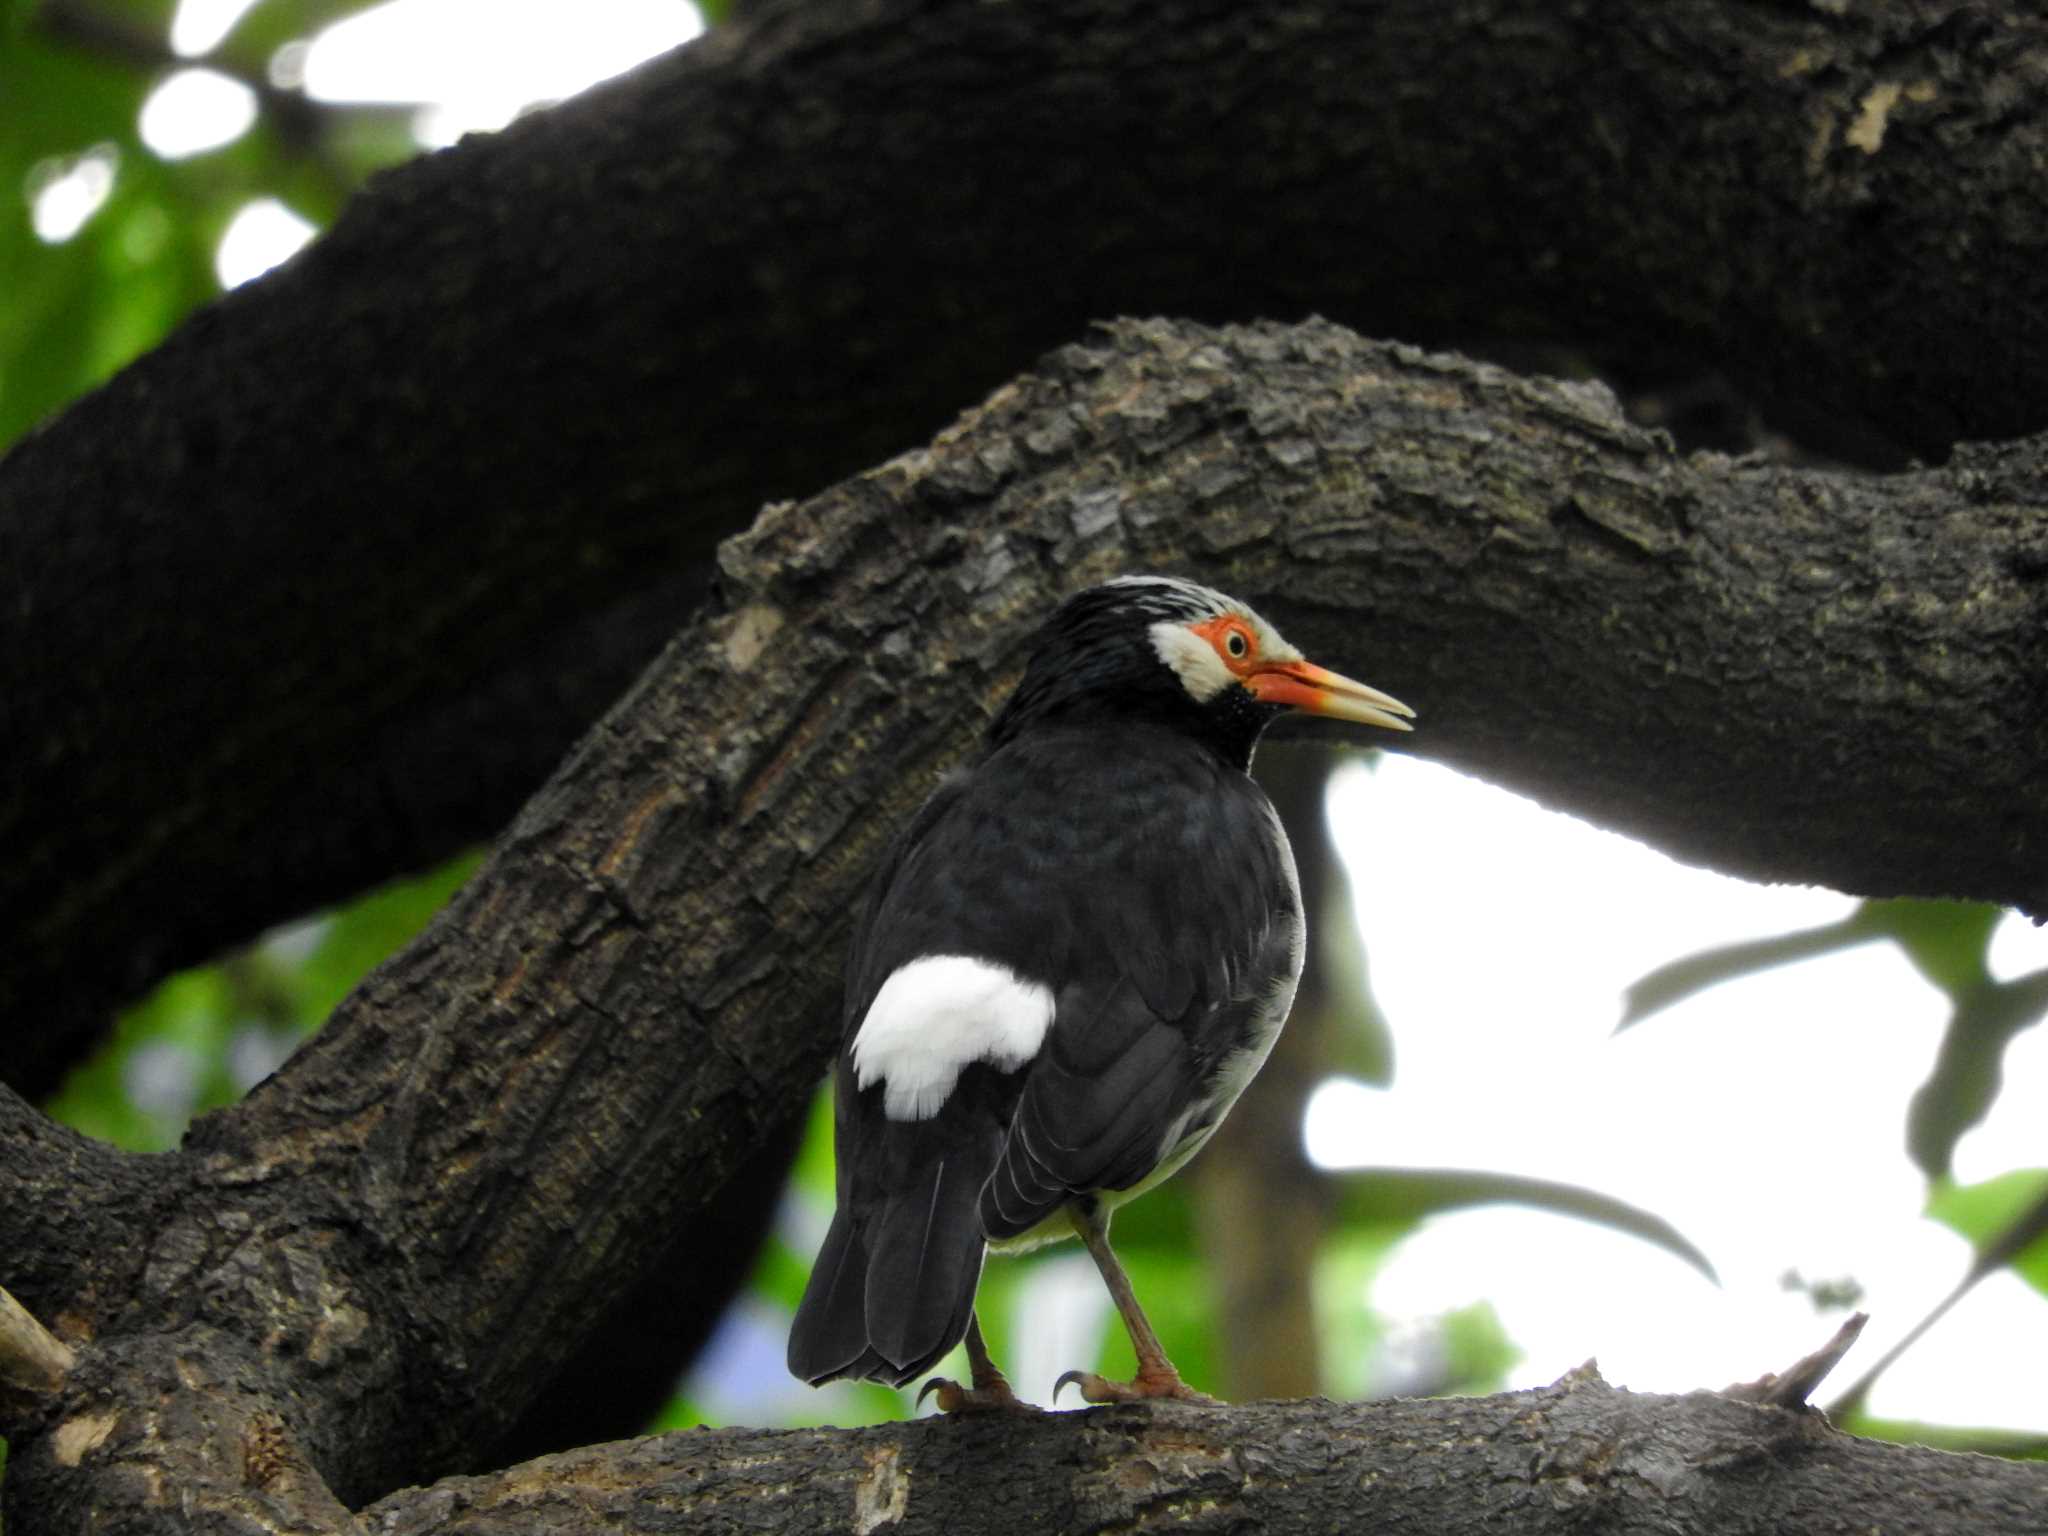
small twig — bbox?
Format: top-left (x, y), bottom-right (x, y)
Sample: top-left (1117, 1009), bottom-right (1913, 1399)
top-left (1724, 1312), bottom-right (1867, 1409)
top-left (0, 1283), bottom-right (75, 1393)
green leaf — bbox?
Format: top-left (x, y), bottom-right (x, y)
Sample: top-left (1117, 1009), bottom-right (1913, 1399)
top-left (1617, 899), bottom-right (2004, 1034)
top-left (791, 1081), bottom-right (838, 1203)
top-left (1334, 1166), bottom-right (1719, 1283)
top-left (1617, 915), bottom-right (1874, 1031)
top-left (214, 0), bottom-right (406, 64)
top-left (748, 1235), bottom-right (813, 1316)
top-left (1313, 1225), bottom-right (1411, 1399)
top-left (1836, 1413), bottom-right (2048, 1460)
top-left (1433, 1299), bottom-right (1521, 1396)
top-left (1907, 969), bottom-right (2048, 1180)
top-left (1926, 1171), bottom-right (2048, 1296)
top-left (1870, 899), bottom-right (2001, 999)
top-left (287, 851), bottom-right (483, 1027)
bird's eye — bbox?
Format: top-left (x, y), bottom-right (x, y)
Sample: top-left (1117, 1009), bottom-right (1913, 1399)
top-left (1224, 628), bottom-right (1250, 659)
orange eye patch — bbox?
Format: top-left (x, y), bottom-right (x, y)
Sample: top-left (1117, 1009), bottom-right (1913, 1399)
top-left (1190, 614), bottom-right (1258, 674)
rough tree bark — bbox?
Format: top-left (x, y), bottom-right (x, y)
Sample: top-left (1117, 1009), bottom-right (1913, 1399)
top-left (346, 1376), bottom-right (2043, 1535)
top-left (5, 318), bottom-right (2045, 1530)
top-left (8, 0), bottom-right (2048, 1091)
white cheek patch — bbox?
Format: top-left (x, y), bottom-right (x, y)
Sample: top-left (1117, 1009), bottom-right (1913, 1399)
top-left (1253, 619), bottom-right (1303, 667)
top-left (1148, 621), bottom-right (1233, 702)
top-left (851, 955), bottom-right (1056, 1121)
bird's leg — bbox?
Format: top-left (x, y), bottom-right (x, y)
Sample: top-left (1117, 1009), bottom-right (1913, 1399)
top-left (1055, 1200), bottom-right (1218, 1405)
top-left (916, 1313), bottom-right (1038, 1414)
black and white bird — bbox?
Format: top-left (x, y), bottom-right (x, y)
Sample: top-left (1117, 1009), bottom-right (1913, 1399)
top-left (787, 575), bottom-right (1414, 1408)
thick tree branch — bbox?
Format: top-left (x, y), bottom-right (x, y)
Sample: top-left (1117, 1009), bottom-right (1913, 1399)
top-left (7, 317), bottom-right (2045, 1529)
top-left (9, 0), bottom-right (2048, 1084)
top-left (361, 1374), bottom-right (2048, 1534)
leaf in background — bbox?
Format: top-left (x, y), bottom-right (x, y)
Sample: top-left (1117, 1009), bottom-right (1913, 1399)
top-left (1926, 1171), bottom-right (2048, 1297)
top-left (1875, 899), bottom-right (2001, 999)
top-left (1313, 1225), bottom-right (1410, 1399)
top-left (43, 967), bottom-right (236, 1150)
top-left (790, 1081), bottom-right (837, 1204)
top-left (1616, 896), bottom-right (2044, 1182)
top-left (1433, 1300), bottom-right (1520, 1396)
top-left (1907, 969), bottom-right (2048, 1180)
top-left (213, 0), bottom-right (410, 63)
top-left (1617, 898), bottom-right (2005, 1035)
top-left (1829, 1171), bottom-right (2048, 1419)
top-left (1616, 913), bottom-right (1873, 1031)
top-left (286, 851), bottom-right (483, 1026)
top-left (1335, 1166), bottom-right (1718, 1282)
top-left (43, 851), bottom-right (484, 1148)
top-left (1834, 1414), bottom-right (2048, 1461)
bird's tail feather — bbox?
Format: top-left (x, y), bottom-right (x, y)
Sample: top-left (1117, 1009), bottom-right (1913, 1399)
top-left (788, 1158), bottom-right (987, 1388)
top-left (862, 1156), bottom-right (985, 1385)
top-left (787, 1209), bottom-right (876, 1386)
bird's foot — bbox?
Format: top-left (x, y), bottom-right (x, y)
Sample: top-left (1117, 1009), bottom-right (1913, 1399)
top-left (1053, 1365), bottom-right (1217, 1406)
top-left (916, 1373), bottom-right (1039, 1415)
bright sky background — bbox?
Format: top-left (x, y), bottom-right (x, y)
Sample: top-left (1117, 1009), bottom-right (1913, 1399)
top-left (1322, 756), bottom-right (2048, 1429)
top-left (101, 0), bottom-right (2048, 1436)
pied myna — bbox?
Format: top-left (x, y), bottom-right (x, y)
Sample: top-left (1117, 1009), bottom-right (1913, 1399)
top-left (787, 576), bottom-right (1414, 1408)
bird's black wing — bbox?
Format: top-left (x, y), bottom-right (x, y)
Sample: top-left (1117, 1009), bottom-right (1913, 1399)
top-left (977, 902), bottom-right (1300, 1243)
top-left (971, 731), bottom-right (1304, 1242)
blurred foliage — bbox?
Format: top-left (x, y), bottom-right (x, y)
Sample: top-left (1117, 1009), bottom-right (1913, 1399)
top-left (1626, 897), bottom-right (2048, 1444)
top-left (1622, 898), bottom-right (2048, 1178)
top-left (1836, 1416), bottom-right (2048, 1463)
top-left (0, 0), bottom-right (417, 454)
top-left (45, 850), bottom-right (481, 1151)
top-left (1926, 1171), bottom-right (2048, 1299)
top-left (1335, 1165), bottom-right (1717, 1283)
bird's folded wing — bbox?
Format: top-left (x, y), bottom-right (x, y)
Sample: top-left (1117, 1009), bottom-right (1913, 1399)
top-left (977, 973), bottom-right (1199, 1240)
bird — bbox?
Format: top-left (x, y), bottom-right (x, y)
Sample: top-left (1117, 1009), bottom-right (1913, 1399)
top-left (786, 575), bottom-right (1414, 1409)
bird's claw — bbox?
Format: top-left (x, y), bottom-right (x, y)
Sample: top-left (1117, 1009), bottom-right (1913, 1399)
top-left (1053, 1367), bottom-right (1217, 1406)
top-left (916, 1374), bottom-right (1038, 1414)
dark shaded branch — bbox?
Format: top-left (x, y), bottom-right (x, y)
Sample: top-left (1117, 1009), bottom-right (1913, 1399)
top-left (9, 0), bottom-right (2048, 1084)
top-left (8, 318), bottom-right (2047, 1529)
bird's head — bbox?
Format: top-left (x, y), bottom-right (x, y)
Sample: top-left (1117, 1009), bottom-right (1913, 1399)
top-left (988, 575), bottom-right (1414, 766)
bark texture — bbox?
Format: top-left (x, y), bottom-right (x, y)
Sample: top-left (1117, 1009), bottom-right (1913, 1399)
top-left (5, 316), bottom-right (2045, 1530)
top-left (362, 1373), bottom-right (2048, 1534)
top-left (9, 0), bottom-right (2048, 1089)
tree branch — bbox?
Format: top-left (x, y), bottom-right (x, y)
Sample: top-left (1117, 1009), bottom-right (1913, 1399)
top-left (0, 1285), bottom-right (73, 1394)
top-left (7, 317), bottom-right (2046, 1528)
top-left (10, 0), bottom-right (2048, 1082)
top-left (356, 1373), bottom-right (2047, 1535)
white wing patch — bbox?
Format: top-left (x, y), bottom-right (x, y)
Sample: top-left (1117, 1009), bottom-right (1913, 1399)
top-left (851, 955), bottom-right (1056, 1121)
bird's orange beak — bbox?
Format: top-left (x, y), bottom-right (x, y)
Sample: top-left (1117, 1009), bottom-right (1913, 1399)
top-left (1246, 659), bottom-right (1415, 732)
